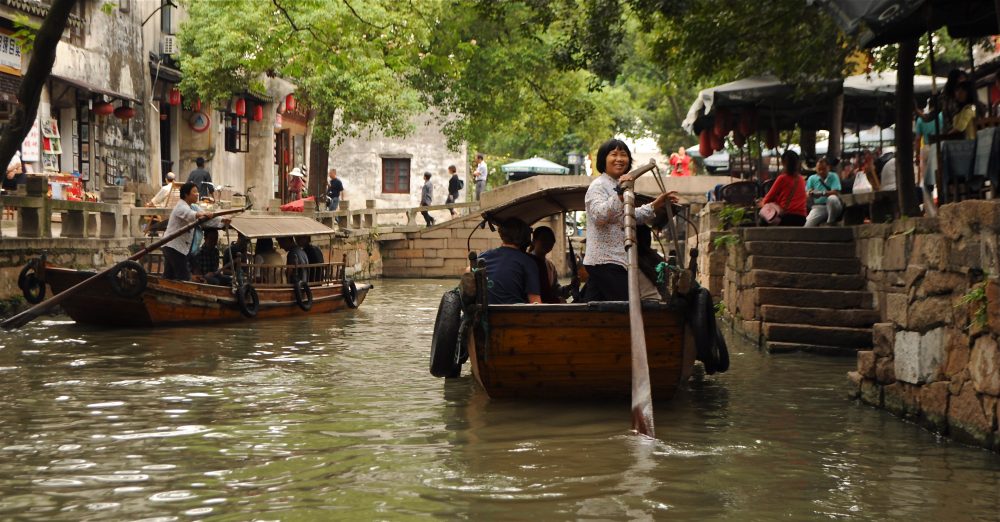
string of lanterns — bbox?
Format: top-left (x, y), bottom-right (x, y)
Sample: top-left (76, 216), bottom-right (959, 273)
top-left (96, 88), bottom-right (298, 123)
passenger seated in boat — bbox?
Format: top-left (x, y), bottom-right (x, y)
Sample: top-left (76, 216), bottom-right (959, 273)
top-left (528, 226), bottom-right (561, 303)
top-left (477, 218), bottom-right (541, 304)
top-left (190, 228), bottom-right (229, 286)
top-left (254, 238), bottom-right (283, 283)
top-left (222, 234), bottom-right (250, 280)
top-left (296, 235), bottom-right (324, 282)
top-left (584, 139), bottom-right (678, 301)
top-left (635, 225), bottom-right (665, 301)
top-left (277, 236), bottom-right (309, 284)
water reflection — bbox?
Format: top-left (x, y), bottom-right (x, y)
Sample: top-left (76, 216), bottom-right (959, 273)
top-left (0, 279), bottom-right (998, 519)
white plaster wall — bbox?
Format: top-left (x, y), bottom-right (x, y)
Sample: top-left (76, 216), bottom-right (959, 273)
top-left (328, 112), bottom-right (468, 213)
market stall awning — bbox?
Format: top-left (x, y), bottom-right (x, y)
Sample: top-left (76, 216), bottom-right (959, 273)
top-left (843, 72), bottom-right (943, 97)
top-left (49, 74), bottom-right (140, 104)
top-left (817, 0), bottom-right (998, 48)
top-left (501, 157), bottom-right (571, 181)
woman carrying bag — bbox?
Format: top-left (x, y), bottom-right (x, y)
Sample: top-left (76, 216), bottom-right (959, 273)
top-left (758, 150), bottom-right (808, 227)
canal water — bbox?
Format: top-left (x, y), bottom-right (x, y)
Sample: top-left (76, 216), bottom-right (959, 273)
top-left (1, 279), bottom-right (999, 520)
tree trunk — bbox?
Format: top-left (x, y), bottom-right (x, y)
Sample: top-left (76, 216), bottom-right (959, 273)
top-left (830, 93), bottom-right (844, 159)
top-left (896, 39), bottom-right (920, 217)
top-left (0, 0), bottom-right (76, 171)
top-left (308, 132), bottom-right (328, 207)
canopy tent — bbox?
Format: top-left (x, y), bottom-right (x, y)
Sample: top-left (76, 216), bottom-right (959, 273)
top-left (815, 127), bottom-right (896, 156)
top-left (682, 75), bottom-right (842, 135)
top-left (501, 157), bottom-right (571, 181)
top-left (817, 0), bottom-right (998, 48)
top-left (842, 72), bottom-right (944, 127)
top-left (482, 186), bottom-right (654, 225)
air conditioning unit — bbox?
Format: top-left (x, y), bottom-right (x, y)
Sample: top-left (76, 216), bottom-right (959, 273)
top-left (161, 35), bottom-right (178, 56)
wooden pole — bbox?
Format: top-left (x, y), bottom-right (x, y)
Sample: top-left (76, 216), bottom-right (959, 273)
top-left (896, 38), bottom-right (920, 217)
top-left (621, 159), bottom-right (657, 437)
top-left (831, 93), bottom-right (844, 159)
top-left (1, 206), bottom-right (246, 330)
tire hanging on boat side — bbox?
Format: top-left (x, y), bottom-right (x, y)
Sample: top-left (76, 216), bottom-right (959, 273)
top-left (17, 262), bottom-right (45, 304)
top-left (237, 284), bottom-right (260, 318)
top-left (108, 260), bottom-right (148, 298)
top-left (430, 289), bottom-right (463, 378)
top-left (293, 280), bottom-right (313, 311)
top-left (689, 287), bottom-right (721, 375)
top-left (342, 279), bottom-right (359, 309)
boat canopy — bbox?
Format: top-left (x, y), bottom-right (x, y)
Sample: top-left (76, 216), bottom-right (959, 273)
top-left (481, 186), bottom-right (654, 225)
top-left (229, 214), bottom-right (336, 239)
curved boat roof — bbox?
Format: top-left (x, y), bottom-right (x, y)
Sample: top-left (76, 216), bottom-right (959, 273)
top-left (230, 214), bottom-right (335, 239)
top-left (481, 186), bottom-right (655, 225)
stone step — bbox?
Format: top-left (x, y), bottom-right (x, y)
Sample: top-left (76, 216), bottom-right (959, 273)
top-left (748, 255), bottom-right (861, 274)
top-left (764, 323), bottom-right (873, 348)
top-left (745, 241), bottom-right (856, 259)
top-left (757, 287), bottom-right (873, 309)
top-left (766, 341), bottom-right (866, 356)
top-left (750, 270), bottom-right (866, 291)
top-left (760, 305), bottom-right (880, 327)
top-left (743, 227), bottom-right (854, 243)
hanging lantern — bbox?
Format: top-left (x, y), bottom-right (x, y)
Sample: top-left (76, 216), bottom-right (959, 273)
top-left (252, 104), bottom-right (263, 122)
top-left (114, 102), bottom-right (136, 120)
top-left (235, 98), bottom-right (246, 117)
top-left (738, 110), bottom-right (756, 136)
top-left (733, 129), bottom-right (746, 148)
top-left (710, 131), bottom-right (724, 152)
top-left (168, 87), bottom-right (181, 106)
top-left (93, 100), bottom-right (114, 116)
top-left (714, 108), bottom-right (732, 138)
top-left (285, 93), bottom-right (296, 112)
top-left (765, 127), bottom-right (779, 150)
top-left (193, 99), bottom-right (202, 112)
top-left (698, 129), bottom-right (712, 158)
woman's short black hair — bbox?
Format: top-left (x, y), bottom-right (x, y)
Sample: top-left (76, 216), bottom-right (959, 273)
top-left (595, 139), bottom-right (632, 174)
top-left (179, 181), bottom-right (198, 198)
top-left (532, 225), bottom-right (555, 245)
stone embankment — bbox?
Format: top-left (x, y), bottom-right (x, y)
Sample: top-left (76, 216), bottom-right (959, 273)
top-left (846, 201), bottom-right (1000, 450)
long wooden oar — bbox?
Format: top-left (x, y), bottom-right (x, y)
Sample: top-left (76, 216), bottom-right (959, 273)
top-left (1, 206), bottom-right (248, 330)
top-left (621, 159), bottom-right (658, 437)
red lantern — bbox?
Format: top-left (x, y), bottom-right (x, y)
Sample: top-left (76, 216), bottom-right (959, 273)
top-left (285, 93), bottom-right (296, 112)
top-left (733, 129), bottom-right (746, 148)
top-left (710, 131), bottom-right (724, 152)
top-left (765, 127), bottom-right (779, 150)
top-left (714, 108), bottom-right (732, 138)
top-left (114, 103), bottom-right (136, 120)
top-left (93, 101), bottom-right (114, 116)
top-left (252, 104), bottom-right (263, 122)
top-left (168, 87), bottom-right (181, 106)
top-left (698, 130), bottom-right (712, 158)
top-left (738, 110), bottom-right (756, 136)
top-left (193, 99), bottom-right (202, 112)
top-left (235, 98), bottom-right (246, 117)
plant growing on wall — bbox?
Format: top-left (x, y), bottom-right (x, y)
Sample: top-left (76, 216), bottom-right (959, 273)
top-left (959, 280), bottom-right (990, 328)
top-left (718, 205), bottom-right (747, 231)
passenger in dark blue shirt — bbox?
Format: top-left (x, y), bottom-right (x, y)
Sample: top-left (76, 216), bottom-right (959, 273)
top-left (477, 218), bottom-right (541, 304)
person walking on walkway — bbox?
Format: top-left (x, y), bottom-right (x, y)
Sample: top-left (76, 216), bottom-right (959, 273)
top-left (420, 172), bottom-right (435, 227)
top-left (446, 165), bottom-right (462, 217)
top-left (474, 154), bottom-right (488, 201)
top-left (187, 157), bottom-right (214, 198)
top-left (326, 168), bottom-right (344, 211)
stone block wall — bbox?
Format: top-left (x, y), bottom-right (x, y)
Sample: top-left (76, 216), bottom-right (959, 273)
top-left (848, 200), bottom-right (1000, 450)
top-left (720, 230), bottom-right (760, 343)
top-left (381, 214), bottom-right (503, 278)
top-left (695, 202), bottom-right (729, 301)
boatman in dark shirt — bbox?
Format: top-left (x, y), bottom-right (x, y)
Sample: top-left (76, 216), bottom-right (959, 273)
top-left (326, 168), bottom-right (344, 211)
top-left (477, 218), bottom-right (541, 304)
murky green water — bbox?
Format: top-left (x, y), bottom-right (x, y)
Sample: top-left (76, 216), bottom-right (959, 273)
top-left (0, 279), bottom-right (999, 520)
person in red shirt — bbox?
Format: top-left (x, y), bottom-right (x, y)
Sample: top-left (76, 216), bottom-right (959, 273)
top-left (759, 150), bottom-right (807, 226)
top-left (669, 147), bottom-right (692, 177)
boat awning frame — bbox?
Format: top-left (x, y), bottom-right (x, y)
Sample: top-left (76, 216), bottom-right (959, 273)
top-left (229, 214), bottom-right (336, 239)
top-left (49, 74), bottom-right (140, 104)
top-left (481, 186), bottom-right (655, 225)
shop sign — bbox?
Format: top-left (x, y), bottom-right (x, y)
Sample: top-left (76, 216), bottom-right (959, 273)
top-left (0, 32), bottom-right (22, 76)
top-left (21, 117), bottom-right (39, 162)
top-left (189, 111), bottom-right (210, 133)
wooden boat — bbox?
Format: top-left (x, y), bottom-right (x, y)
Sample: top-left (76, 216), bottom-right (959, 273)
top-left (30, 214), bottom-right (371, 327)
top-left (429, 186), bottom-right (727, 400)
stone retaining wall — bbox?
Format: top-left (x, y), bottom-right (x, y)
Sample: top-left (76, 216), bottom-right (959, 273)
top-left (847, 200), bottom-right (1000, 450)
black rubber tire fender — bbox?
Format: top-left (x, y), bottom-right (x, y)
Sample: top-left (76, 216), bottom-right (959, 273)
top-left (237, 284), bottom-right (260, 318)
top-left (17, 262), bottom-right (33, 292)
top-left (712, 319), bottom-right (730, 373)
top-left (108, 260), bottom-right (148, 298)
top-left (430, 289), bottom-right (463, 378)
top-left (689, 287), bottom-right (719, 375)
top-left (293, 279), bottom-right (313, 311)
top-left (342, 279), bottom-right (359, 309)
top-left (20, 273), bottom-right (45, 304)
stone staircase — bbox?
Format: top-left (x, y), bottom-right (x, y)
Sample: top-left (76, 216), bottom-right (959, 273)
top-left (744, 227), bottom-right (878, 355)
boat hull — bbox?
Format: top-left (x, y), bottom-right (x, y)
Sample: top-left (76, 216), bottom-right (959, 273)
top-left (44, 267), bottom-right (371, 327)
top-left (468, 302), bottom-right (692, 400)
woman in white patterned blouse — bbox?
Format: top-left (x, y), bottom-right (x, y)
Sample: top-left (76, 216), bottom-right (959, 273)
top-left (583, 139), bottom-right (677, 301)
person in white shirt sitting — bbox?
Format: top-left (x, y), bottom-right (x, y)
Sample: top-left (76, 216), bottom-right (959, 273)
top-left (148, 172), bottom-right (176, 208)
